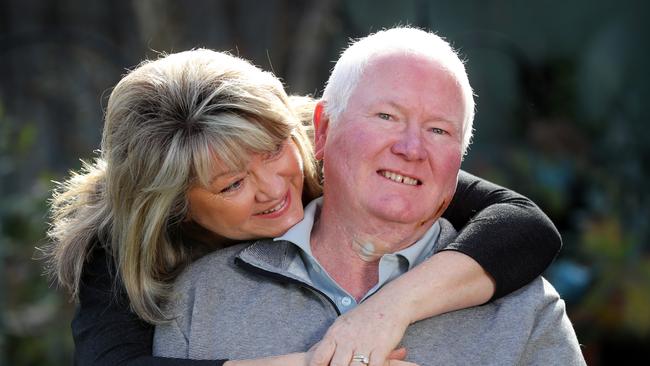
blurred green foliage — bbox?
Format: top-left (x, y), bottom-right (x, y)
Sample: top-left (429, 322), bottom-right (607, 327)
top-left (579, 216), bottom-right (650, 336)
top-left (1, 104), bottom-right (75, 365)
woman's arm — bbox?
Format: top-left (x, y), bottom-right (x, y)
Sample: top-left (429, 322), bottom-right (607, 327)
top-left (73, 244), bottom-right (225, 366)
top-left (309, 169), bottom-right (561, 366)
top-left (442, 170), bottom-right (561, 299)
top-left (223, 351), bottom-right (415, 366)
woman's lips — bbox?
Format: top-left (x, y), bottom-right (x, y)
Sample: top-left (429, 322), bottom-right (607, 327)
top-left (253, 191), bottom-right (291, 219)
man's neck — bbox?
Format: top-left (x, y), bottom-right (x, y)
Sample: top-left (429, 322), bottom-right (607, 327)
top-left (309, 199), bottom-right (433, 301)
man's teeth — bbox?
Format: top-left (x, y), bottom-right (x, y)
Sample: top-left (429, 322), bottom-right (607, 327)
top-left (380, 171), bottom-right (419, 186)
top-left (260, 199), bottom-right (285, 214)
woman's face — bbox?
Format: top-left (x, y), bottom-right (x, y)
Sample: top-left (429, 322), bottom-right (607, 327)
top-left (187, 138), bottom-right (305, 240)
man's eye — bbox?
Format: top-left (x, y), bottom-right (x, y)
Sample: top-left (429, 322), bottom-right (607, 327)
top-left (377, 113), bottom-right (391, 120)
top-left (220, 178), bottom-right (244, 193)
top-left (429, 127), bottom-right (448, 135)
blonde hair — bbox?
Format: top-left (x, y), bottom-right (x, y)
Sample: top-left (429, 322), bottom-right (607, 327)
top-left (44, 49), bottom-right (321, 324)
top-left (322, 26), bottom-right (475, 155)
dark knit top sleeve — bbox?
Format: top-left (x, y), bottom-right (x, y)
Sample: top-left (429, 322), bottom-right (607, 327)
top-left (441, 170), bottom-right (562, 300)
top-left (72, 244), bottom-right (226, 366)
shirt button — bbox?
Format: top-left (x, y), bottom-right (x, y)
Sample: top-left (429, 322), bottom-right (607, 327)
top-left (341, 296), bottom-right (352, 306)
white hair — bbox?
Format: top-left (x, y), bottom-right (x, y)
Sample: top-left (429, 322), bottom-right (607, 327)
top-left (321, 27), bottom-right (475, 155)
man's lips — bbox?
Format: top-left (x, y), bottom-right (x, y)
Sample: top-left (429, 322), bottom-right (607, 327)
top-left (377, 169), bottom-right (421, 186)
top-left (253, 191), bottom-right (290, 218)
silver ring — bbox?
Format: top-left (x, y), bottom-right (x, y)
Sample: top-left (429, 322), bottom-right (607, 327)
top-left (351, 354), bottom-right (370, 365)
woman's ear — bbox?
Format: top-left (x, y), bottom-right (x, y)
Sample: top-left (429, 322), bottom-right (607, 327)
top-left (313, 101), bottom-right (329, 160)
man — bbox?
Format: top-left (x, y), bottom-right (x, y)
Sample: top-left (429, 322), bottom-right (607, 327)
top-left (154, 27), bottom-right (585, 365)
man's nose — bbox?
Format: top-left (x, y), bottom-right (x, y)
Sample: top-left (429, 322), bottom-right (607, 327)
top-left (253, 165), bottom-right (285, 202)
top-left (391, 127), bottom-right (427, 161)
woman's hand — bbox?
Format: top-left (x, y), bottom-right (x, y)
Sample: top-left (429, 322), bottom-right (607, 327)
top-left (222, 315), bottom-right (416, 366)
top-left (308, 251), bottom-right (494, 366)
top-left (225, 349), bottom-right (417, 366)
top-left (308, 291), bottom-right (413, 366)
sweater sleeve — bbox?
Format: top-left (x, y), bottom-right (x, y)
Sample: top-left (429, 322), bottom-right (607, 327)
top-left (440, 170), bottom-right (562, 300)
top-left (518, 280), bottom-right (586, 365)
top-left (72, 245), bottom-right (226, 366)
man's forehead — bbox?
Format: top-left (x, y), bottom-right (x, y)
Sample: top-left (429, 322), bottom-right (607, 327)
top-left (365, 52), bottom-right (448, 74)
top-left (352, 53), bottom-right (465, 120)
top-left (355, 53), bottom-right (459, 96)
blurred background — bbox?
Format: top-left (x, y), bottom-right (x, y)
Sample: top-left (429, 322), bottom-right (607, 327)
top-left (1, 0), bottom-right (648, 364)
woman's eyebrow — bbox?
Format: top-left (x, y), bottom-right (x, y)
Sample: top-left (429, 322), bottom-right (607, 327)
top-left (207, 168), bottom-right (240, 186)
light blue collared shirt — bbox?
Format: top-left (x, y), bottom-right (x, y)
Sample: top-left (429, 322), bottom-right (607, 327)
top-left (275, 197), bottom-right (440, 313)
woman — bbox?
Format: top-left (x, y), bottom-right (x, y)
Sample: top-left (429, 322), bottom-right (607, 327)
top-left (44, 49), bottom-right (560, 365)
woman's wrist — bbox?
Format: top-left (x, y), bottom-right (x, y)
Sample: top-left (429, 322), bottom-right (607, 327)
top-left (381, 250), bottom-right (495, 323)
top-left (359, 277), bottom-right (419, 328)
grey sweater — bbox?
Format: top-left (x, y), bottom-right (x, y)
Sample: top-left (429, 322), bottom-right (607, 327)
top-left (154, 220), bottom-right (585, 365)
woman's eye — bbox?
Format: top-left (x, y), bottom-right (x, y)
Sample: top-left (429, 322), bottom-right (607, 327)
top-left (263, 142), bottom-right (285, 160)
top-left (220, 178), bottom-right (244, 193)
top-left (377, 112), bottom-right (392, 120)
top-left (429, 127), bottom-right (448, 135)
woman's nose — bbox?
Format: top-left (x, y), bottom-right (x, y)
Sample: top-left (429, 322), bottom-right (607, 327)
top-left (253, 162), bottom-right (285, 202)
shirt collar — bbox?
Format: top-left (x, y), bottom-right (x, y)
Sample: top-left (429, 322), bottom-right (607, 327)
top-left (274, 197), bottom-right (321, 255)
top-left (275, 197), bottom-right (440, 270)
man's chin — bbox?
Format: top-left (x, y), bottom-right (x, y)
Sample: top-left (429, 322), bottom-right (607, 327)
top-left (366, 206), bottom-right (431, 226)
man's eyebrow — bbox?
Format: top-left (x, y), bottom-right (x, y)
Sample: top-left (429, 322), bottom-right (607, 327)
top-left (373, 100), bottom-right (407, 113)
top-left (369, 100), bottom-right (411, 117)
top-left (378, 100), bottom-right (459, 124)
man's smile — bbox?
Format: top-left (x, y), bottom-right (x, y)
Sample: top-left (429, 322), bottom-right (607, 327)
top-left (377, 169), bottom-right (421, 186)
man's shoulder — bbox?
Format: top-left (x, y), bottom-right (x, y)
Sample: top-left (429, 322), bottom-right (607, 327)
top-left (174, 240), bottom-right (259, 289)
top-left (496, 276), bottom-right (562, 307)
top-left (409, 276), bottom-right (566, 340)
top-left (434, 276), bottom-right (565, 329)
top-left (195, 241), bottom-right (249, 266)
top-left (437, 218), bottom-right (457, 248)
top-left (404, 276), bottom-right (581, 364)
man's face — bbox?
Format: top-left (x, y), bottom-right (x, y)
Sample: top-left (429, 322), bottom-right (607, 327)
top-left (317, 53), bottom-right (465, 228)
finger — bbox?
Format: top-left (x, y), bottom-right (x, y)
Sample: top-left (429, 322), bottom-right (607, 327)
top-left (388, 361), bottom-right (419, 366)
top-left (308, 339), bottom-right (336, 366)
top-left (350, 352), bottom-right (372, 366)
top-left (329, 344), bottom-right (355, 366)
top-left (359, 345), bottom-right (407, 366)
top-left (368, 349), bottom-right (388, 366)
top-left (370, 346), bottom-right (406, 366)
top-left (387, 347), bottom-right (407, 360)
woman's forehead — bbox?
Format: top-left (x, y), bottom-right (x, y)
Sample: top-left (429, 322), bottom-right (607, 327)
top-left (202, 150), bottom-right (251, 182)
top-left (203, 136), bottom-right (291, 184)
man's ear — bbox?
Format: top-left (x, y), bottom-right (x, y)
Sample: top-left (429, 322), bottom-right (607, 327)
top-left (313, 101), bottom-right (329, 160)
